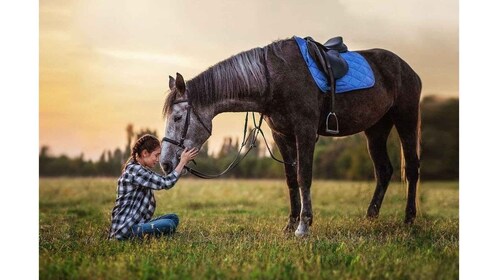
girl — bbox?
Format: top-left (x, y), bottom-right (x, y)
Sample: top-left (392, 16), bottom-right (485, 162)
top-left (109, 134), bottom-right (198, 240)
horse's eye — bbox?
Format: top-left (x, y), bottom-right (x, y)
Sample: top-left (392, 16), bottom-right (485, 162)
top-left (174, 116), bottom-right (182, 122)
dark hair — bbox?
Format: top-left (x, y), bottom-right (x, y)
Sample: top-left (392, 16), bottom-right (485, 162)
top-left (123, 134), bottom-right (161, 170)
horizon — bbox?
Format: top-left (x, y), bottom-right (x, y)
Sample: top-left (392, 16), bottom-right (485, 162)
top-left (40, 94), bottom-right (458, 161)
top-left (40, 0), bottom-right (458, 160)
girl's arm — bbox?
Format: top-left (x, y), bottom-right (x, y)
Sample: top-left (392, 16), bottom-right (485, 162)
top-left (130, 148), bottom-right (199, 190)
top-left (129, 164), bottom-right (179, 190)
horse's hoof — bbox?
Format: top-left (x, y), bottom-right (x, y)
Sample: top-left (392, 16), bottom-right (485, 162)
top-left (367, 204), bottom-right (380, 219)
top-left (404, 210), bottom-right (416, 225)
top-left (294, 223), bottom-right (309, 238)
top-left (366, 209), bottom-right (379, 220)
top-left (366, 214), bottom-right (378, 221)
top-left (283, 224), bottom-right (297, 233)
top-left (404, 217), bottom-right (416, 225)
top-left (294, 229), bottom-right (309, 238)
top-left (283, 217), bottom-right (299, 233)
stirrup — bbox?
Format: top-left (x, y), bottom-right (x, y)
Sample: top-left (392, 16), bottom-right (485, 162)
top-left (325, 112), bottom-right (340, 134)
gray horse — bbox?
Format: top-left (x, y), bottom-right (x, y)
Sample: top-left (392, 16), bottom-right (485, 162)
top-left (160, 37), bottom-right (421, 237)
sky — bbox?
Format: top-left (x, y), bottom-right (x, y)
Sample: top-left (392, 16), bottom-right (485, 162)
top-left (40, 0), bottom-right (459, 160)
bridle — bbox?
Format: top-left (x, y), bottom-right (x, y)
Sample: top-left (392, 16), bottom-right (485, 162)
top-left (161, 92), bottom-right (295, 179)
top-left (162, 98), bottom-right (212, 150)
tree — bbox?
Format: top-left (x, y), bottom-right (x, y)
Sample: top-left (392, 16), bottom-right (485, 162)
top-left (39, 100), bottom-right (459, 181)
top-left (420, 96), bottom-right (459, 180)
top-left (124, 124), bottom-right (134, 161)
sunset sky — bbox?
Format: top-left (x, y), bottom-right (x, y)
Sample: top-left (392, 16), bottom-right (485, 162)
top-left (40, 0), bottom-right (458, 160)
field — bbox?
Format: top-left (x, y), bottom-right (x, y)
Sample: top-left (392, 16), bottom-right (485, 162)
top-left (39, 178), bottom-right (458, 279)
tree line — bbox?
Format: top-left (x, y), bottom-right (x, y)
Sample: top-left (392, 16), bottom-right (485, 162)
top-left (39, 95), bottom-right (458, 180)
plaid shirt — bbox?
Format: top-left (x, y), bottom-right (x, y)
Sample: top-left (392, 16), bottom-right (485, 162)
top-left (109, 161), bottom-right (180, 239)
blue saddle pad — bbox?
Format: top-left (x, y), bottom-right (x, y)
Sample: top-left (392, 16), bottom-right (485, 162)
top-left (294, 36), bottom-right (375, 94)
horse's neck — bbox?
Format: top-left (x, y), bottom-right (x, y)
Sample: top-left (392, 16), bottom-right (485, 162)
top-left (189, 46), bottom-right (270, 117)
top-left (212, 98), bottom-right (266, 116)
top-left (196, 97), bottom-right (266, 125)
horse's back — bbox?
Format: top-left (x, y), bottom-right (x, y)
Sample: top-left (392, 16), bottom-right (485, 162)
top-left (266, 40), bottom-right (421, 137)
top-left (319, 48), bottom-right (421, 136)
top-left (357, 48), bottom-right (421, 95)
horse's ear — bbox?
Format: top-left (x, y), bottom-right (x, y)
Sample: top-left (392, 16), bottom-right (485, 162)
top-left (168, 75), bottom-right (175, 90)
top-left (175, 72), bottom-right (186, 95)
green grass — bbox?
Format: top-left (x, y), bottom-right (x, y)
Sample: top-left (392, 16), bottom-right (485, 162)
top-left (40, 178), bottom-right (458, 279)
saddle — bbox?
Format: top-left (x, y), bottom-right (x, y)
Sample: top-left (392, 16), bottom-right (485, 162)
top-left (305, 36), bottom-right (349, 134)
top-left (305, 36), bottom-right (349, 80)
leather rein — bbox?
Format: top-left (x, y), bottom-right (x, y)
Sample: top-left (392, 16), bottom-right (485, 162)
top-left (161, 97), bottom-right (295, 179)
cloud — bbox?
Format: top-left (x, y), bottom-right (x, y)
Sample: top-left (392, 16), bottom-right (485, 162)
top-left (40, 0), bottom-right (459, 160)
top-left (94, 48), bottom-right (200, 69)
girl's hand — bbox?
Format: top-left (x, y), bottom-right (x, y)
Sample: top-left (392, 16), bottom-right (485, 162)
top-left (180, 148), bottom-right (199, 163)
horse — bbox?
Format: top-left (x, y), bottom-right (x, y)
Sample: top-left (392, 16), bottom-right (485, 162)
top-left (160, 37), bottom-right (421, 237)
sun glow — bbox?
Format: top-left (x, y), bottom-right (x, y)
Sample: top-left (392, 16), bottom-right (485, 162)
top-left (40, 0), bottom-right (458, 160)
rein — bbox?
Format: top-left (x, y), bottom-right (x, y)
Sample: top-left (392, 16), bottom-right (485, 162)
top-left (162, 97), bottom-right (295, 179)
top-left (186, 112), bottom-right (296, 179)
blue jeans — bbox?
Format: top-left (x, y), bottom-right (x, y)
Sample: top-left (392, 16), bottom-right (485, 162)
top-left (128, 213), bottom-right (180, 239)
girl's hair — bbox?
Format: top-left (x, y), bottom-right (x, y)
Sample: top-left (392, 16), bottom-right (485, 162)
top-left (123, 134), bottom-right (161, 170)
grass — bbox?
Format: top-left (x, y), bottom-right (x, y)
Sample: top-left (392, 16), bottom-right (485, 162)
top-left (39, 178), bottom-right (458, 279)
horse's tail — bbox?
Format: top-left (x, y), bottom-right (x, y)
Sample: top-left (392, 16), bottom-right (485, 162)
top-left (415, 105), bottom-right (422, 214)
top-left (400, 80), bottom-right (422, 214)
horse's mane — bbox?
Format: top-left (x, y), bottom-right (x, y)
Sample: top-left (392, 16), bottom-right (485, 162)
top-left (162, 39), bottom-right (289, 117)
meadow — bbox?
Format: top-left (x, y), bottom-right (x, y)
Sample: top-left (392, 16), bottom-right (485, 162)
top-left (39, 178), bottom-right (458, 279)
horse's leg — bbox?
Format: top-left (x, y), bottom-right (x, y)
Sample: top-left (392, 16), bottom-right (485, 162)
top-left (364, 115), bottom-right (394, 219)
top-left (272, 132), bottom-right (300, 232)
top-left (294, 130), bottom-right (317, 237)
top-left (393, 108), bottom-right (421, 224)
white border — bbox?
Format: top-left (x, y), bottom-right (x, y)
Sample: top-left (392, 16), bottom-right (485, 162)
top-left (0, 1), bottom-right (39, 279)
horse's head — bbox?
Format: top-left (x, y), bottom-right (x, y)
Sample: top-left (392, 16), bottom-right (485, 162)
top-left (160, 73), bottom-right (212, 174)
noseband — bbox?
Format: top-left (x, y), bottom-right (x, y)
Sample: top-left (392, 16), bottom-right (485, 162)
top-left (162, 98), bottom-right (212, 150)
